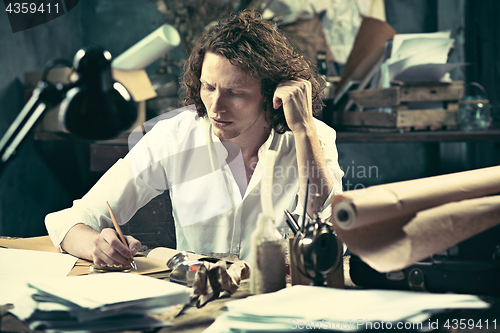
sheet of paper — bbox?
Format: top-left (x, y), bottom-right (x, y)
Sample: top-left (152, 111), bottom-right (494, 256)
top-left (0, 248), bottom-right (78, 305)
top-left (390, 31), bottom-right (451, 61)
top-left (27, 315), bottom-right (172, 333)
top-left (377, 30), bottom-right (458, 85)
top-left (10, 288), bottom-right (174, 333)
top-left (204, 285), bottom-right (490, 333)
top-left (0, 235), bottom-right (59, 252)
top-left (387, 39), bottom-right (455, 81)
top-left (392, 63), bottom-right (465, 82)
top-left (26, 272), bottom-right (191, 310)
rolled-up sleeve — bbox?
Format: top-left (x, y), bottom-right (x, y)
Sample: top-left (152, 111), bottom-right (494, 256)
top-left (45, 148), bottom-right (164, 250)
top-left (290, 119), bottom-right (344, 222)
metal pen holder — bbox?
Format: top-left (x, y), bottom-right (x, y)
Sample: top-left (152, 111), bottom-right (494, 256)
top-left (290, 215), bottom-right (343, 287)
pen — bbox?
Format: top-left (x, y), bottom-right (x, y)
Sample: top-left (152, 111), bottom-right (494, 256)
top-left (284, 209), bottom-right (300, 235)
top-left (106, 201), bottom-right (137, 271)
top-left (302, 178), bottom-right (310, 230)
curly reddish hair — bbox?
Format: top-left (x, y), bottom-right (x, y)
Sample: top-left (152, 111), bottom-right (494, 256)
top-left (181, 10), bottom-right (324, 134)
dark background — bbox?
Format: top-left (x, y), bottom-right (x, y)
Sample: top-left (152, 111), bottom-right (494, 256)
top-left (0, 0), bottom-right (499, 238)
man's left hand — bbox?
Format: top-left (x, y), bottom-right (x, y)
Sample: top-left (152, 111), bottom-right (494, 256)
top-left (273, 79), bottom-right (314, 133)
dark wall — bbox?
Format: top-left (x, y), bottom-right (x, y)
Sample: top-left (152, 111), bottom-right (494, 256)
top-left (385, 0), bottom-right (437, 33)
top-left (0, 6), bottom-right (84, 237)
top-left (0, 1), bottom-right (163, 237)
top-left (80, 0), bottom-right (164, 75)
top-left (465, 0), bottom-right (500, 105)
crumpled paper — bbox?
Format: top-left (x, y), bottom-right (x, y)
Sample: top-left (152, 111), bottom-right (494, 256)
top-left (192, 260), bottom-right (250, 307)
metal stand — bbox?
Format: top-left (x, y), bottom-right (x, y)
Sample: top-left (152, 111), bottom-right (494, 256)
top-left (0, 80), bottom-right (67, 172)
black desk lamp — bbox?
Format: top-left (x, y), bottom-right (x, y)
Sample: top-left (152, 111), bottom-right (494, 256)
top-left (0, 45), bottom-right (137, 170)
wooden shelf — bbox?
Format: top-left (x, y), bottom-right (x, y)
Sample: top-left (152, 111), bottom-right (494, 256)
top-left (336, 129), bottom-right (500, 143)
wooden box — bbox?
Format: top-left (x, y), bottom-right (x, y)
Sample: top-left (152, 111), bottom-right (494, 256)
top-left (339, 81), bottom-right (464, 131)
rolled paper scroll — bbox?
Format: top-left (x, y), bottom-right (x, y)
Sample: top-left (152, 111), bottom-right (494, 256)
top-left (112, 24), bottom-right (180, 70)
top-left (331, 165), bottom-right (500, 272)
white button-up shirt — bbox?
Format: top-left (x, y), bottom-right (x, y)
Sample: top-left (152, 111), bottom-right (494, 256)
top-left (45, 106), bottom-right (343, 262)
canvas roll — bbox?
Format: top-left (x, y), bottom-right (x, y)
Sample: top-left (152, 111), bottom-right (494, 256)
top-left (112, 24), bottom-right (180, 70)
top-left (332, 165), bottom-right (500, 230)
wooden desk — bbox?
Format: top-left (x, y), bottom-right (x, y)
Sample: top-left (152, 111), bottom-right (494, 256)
top-left (0, 236), bottom-right (249, 333)
top-left (2, 237), bottom-right (500, 333)
top-left (3, 267), bottom-right (500, 333)
top-left (1, 281), bottom-right (251, 333)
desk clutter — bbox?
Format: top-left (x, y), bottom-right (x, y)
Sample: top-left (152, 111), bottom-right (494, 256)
top-left (0, 237), bottom-right (249, 332)
top-left (9, 273), bottom-right (190, 332)
top-left (204, 285), bottom-right (490, 332)
top-left (323, 16), bottom-right (480, 133)
top-left (331, 165), bottom-right (500, 296)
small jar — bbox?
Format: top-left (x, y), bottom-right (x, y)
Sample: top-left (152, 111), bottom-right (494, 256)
top-left (459, 83), bottom-right (492, 131)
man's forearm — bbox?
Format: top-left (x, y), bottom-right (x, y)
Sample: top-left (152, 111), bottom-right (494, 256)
top-left (294, 122), bottom-right (334, 217)
top-left (60, 223), bottom-right (99, 261)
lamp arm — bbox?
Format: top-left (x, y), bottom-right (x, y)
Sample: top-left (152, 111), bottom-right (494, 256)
top-left (0, 80), bottom-right (68, 171)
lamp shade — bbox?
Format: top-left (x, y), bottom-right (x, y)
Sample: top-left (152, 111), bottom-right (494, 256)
top-left (59, 46), bottom-right (137, 141)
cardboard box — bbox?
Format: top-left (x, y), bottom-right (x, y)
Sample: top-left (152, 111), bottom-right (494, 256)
top-left (25, 67), bottom-right (156, 134)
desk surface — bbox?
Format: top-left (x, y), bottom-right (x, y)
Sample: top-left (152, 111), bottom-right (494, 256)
top-left (2, 254), bottom-right (500, 333)
top-left (3, 276), bottom-right (500, 333)
top-left (1, 282), bottom-right (251, 333)
top-left (2, 236), bottom-right (500, 333)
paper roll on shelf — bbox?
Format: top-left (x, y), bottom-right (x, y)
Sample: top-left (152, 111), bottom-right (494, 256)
top-left (331, 165), bottom-right (500, 273)
top-left (112, 24), bottom-right (181, 70)
top-left (332, 165), bottom-right (500, 230)
top-left (332, 200), bottom-right (357, 230)
top-left (335, 195), bottom-right (500, 272)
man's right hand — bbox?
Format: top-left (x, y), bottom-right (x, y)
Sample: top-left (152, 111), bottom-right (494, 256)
top-left (60, 223), bottom-right (141, 266)
top-left (92, 228), bottom-right (141, 266)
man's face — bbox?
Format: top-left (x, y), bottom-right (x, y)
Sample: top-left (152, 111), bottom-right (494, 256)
top-left (200, 52), bottom-right (266, 141)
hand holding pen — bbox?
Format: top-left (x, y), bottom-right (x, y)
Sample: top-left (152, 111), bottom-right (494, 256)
top-left (105, 201), bottom-right (138, 270)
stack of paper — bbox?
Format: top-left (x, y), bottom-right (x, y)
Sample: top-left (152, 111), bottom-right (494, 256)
top-left (0, 248), bottom-right (78, 306)
top-left (380, 31), bottom-right (463, 86)
top-left (204, 285), bottom-right (490, 332)
top-left (10, 272), bottom-right (191, 332)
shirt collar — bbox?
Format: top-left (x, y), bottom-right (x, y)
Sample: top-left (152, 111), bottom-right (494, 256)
top-left (202, 115), bottom-right (276, 155)
top-left (258, 128), bottom-right (276, 157)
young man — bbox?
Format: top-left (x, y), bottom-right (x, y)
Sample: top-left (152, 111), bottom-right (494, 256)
top-left (45, 10), bottom-right (343, 266)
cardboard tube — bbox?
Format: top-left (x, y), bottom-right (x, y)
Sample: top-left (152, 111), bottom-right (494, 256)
top-left (335, 195), bottom-right (500, 272)
top-left (112, 24), bottom-right (181, 70)
top-left (332, 165), bottom-right (500, 230)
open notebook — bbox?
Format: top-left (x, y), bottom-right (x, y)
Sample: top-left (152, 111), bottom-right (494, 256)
top-left (0, 235), bottom-right (205, 276)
